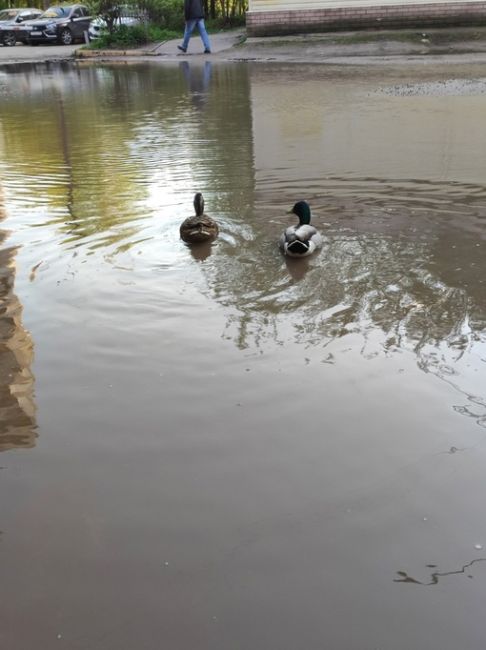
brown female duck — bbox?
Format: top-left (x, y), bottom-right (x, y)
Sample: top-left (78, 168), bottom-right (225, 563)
top-left (180, 193), bottom-right (219, 244)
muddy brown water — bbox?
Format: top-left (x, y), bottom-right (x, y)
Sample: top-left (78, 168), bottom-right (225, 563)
top-left (1, 60), bottom-right (486, 649)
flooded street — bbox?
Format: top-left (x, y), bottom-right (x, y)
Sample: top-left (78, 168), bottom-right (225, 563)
top-left (1, 60), bottom-right (486, 649)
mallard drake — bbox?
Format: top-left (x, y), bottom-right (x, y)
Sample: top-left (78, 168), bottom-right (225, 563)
top-left (180, 193), bottom-right (219, 244)
top-left (279, 201), bottom-right (323, 257)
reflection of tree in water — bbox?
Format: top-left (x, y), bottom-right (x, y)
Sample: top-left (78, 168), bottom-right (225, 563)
top-left (0, 194), bottom-right (36, 452)
top-left (0, 62), bottom-right (253, 254)
top-left (0, 64), bottom-right (149, 251)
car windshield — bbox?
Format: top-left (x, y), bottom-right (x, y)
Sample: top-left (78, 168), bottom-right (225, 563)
top-left (40, 6), bottom-right (72, 18)
top-left (0, 10), bottom-right (19, 20)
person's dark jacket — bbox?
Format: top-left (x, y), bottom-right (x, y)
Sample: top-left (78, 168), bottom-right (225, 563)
top-left (184, 0), bottom-right (204, 20)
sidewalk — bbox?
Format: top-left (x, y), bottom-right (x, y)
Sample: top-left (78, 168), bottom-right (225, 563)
top-left (152, 28), bottom-right (245, 56)
top-left (76, 29), bottom-right (245, 60)
top-left (75, 25), bottom-right (486, 65)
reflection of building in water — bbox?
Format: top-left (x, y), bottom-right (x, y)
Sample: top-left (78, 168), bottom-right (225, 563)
top-left (0, 192), bottom-right (36, 452)
top-left (249, 65), bottom-right (486, 189)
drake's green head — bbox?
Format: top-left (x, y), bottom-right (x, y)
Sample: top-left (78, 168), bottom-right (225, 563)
top-left (194, 193), bottom-right (204, 216)
top-left (290, 200), bottom-right (311, 225)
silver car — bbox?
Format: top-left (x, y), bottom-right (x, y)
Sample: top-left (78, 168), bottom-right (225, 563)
top-left (0, 8), bottom-right (42, 46)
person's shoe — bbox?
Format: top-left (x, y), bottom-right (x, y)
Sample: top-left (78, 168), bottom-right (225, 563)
top-left (177, 45), bottom-right (187, 53)
top-left (204, 49), bottom-right (211, 54)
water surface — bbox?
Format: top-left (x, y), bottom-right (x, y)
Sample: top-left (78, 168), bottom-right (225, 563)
top-left (1, 60), bottom-right (486, 649)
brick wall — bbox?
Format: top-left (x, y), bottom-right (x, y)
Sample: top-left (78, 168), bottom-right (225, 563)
top-left (246, 2), bottom-right (486, 35)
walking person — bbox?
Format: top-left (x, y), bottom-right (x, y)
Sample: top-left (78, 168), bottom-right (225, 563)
top-left (178, 0), bottom-right (211, 54)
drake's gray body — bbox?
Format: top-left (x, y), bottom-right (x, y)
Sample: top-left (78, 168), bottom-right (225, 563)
top-left (279, 201), bottom-right (322, 257)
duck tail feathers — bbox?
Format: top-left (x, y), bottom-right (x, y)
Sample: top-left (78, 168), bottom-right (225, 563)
top-left (286, 240), bottom-right (311, 256)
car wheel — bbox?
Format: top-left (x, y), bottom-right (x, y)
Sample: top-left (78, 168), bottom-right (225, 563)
top-left (59, 28), bottom-right (73, 45)
top-left (2, 32), bottom-right (16, 47)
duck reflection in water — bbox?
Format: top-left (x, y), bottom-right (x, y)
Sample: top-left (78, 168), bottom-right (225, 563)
top-left (189, 239), bottom-right (213, 262)
top-left (180, 61), bottom-right (212, 111)
top-left (284, 255), bottom-right (311, 282)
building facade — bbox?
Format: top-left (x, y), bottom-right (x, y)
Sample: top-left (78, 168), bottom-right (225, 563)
top-left (246, 0), bottom-right (486, 36)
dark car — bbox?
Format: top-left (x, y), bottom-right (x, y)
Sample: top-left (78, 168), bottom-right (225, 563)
top-left (0, 8), bottom-right (42, 46)
top-left (25, 4), bottom-right (91, 45)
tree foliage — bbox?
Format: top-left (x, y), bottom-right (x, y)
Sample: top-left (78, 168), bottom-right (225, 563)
top-left (88, 0), bottom-right (125, 32)
top-left (0, 0), bottom-right (247, 28)
top-left (0, 0), bottom-right (44, 8)
top-left (92, 0), bottom-right (246, 35)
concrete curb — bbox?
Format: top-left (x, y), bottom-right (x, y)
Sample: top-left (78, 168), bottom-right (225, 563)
top-left (75, 48), bottom-right (162, 58)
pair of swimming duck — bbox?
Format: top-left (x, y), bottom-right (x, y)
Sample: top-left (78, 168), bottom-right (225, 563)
top-left (180, 193), bottom-right (322, 257)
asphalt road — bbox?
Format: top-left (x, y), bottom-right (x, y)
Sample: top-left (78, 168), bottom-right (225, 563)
top-left (0, 42), bottom-right (78, 63)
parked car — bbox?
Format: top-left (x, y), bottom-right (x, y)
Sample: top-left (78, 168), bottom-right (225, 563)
top-left (25, 4), bottom-right (91, 45)
top-left (88, 13), bottom-right (140, 41)
top-left (0, 8), bottom-right (43, 46)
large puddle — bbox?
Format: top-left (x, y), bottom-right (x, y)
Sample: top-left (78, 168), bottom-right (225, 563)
top-left (1, 60), bottom-right (486, 649)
